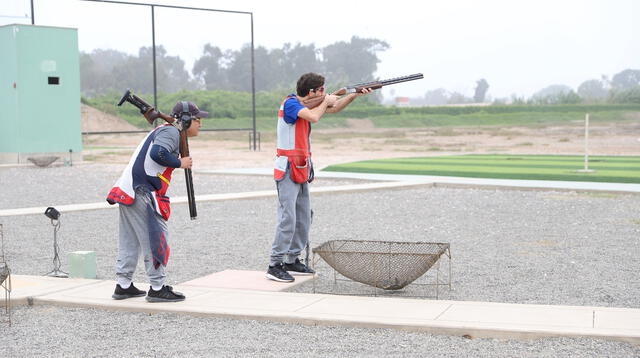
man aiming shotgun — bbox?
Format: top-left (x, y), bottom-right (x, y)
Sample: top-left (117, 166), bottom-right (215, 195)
top-left (266, 72), bottom-right (422, 282)
top-left (107, 90), bottom-right (208, 302)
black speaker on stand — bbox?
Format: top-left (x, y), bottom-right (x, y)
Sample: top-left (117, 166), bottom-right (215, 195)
top-left (44, 207), bottom-right (68, 278)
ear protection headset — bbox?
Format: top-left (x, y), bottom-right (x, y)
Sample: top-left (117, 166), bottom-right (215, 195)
top-left (179, 101), bottom-right (192, 130)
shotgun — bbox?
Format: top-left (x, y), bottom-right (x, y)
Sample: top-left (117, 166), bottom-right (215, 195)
top-left (303, 73), bottom-right (424, 109)
top-left (117, 90), bottom-right (198, 220)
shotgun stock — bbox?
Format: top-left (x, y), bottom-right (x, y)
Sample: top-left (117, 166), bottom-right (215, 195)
top-left (117, 89), bottom-right (197, 220)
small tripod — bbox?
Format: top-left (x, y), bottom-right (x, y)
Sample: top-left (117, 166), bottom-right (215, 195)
top-left (45, 218), bottom-right (68, 278)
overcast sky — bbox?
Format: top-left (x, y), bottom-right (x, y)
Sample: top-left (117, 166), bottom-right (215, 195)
top-left (1, 0), bottom-right (638, 99)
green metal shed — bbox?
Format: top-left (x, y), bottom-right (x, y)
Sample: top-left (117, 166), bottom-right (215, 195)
top-left (0, 24), bottom-right (82, 165)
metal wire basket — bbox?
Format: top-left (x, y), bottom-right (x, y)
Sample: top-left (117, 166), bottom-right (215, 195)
top-left (27, 156), bottom-right (59, 168)
top-left (313, 240), bottom-right (450, 290)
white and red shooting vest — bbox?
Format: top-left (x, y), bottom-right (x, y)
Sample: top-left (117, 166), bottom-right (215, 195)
top-left (106, 124), bottom-right (175, 221)
top-left (274, 96), bottom-right (312, 182)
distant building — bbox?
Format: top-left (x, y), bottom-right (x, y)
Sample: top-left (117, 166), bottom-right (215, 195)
top-left (395, 97), bottom-right (411, 106)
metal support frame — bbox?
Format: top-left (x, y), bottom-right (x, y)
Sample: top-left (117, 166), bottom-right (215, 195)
top-left (30, 0), bottom-right (35, 24)
top-left (249, 131), bottom-right (261, 151)
top-left (80, 0), bottom-right (259, 150)
top-left (0, 224), bottom-right (11, 326)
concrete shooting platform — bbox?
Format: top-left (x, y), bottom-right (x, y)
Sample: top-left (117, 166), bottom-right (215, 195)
top-left (180, 270), bottom-right (314, 291)
top-left (6, 274), bottom-right (640, 344)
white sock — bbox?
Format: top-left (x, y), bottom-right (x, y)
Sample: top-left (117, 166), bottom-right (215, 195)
top-left (117, 278), bottom-right (131, 289)
top-left (151, 285), bottom-right (163, 291)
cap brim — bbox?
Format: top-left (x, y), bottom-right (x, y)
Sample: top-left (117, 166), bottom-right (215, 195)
top-left (195, 110), bottom-right (209, 118)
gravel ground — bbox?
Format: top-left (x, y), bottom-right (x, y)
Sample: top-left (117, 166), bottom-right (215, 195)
top-left (0, 163), bottom-right (366, 208)
top-left (4, 305), bottom-right (638, 358)
top-left (1, 164), bottom-right (639, 356)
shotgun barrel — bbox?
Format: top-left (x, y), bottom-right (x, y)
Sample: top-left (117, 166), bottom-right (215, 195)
top-left (346, 73), bottom-right (424, 93)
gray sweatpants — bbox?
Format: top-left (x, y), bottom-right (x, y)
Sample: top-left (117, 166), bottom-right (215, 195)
top-left (270, 168), bottom-right (311, 266)
top-left (115, 188), bottom-right (167, 287)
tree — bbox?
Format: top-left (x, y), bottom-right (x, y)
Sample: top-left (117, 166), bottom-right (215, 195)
top-left (79, 49), bottom-right (131, 97)
top-left (611, 69), bottom-right (640, 90)
top-left (530, 84), bottom-right (574, 104)
top-left (80, 37), bottom-right (391, 97)
top-left (322, 36), bottom-right (389, 84)
top-left (610, 87), bottom-right (640, 103)
top-left (424, 88), bottom-right (448, 105)
top-left (557, 90), bottom-right (582, 104)
top-left (448, 92), bottom-right (470, 104)
top-left (150, 46), bottom-right (195, 93)
top-left (193, 44), bottom-right (228, 90)
top-left (577, 79), bottom-right (607, 102)
top-left (473, 78), bottom-right (489, 103)
top-left (80, 46), bottom-right (192, 95)
top-left (280, 43), bottom-right (323, 87)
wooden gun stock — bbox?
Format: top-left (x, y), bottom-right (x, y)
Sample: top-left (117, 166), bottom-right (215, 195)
top-left (143, 108), bottom-right (175, 125)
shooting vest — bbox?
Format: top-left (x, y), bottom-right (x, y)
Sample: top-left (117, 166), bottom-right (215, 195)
top-left (107, 124), bottom-right (176, 221)
top-left (274, 96), bottom-right (313, 183)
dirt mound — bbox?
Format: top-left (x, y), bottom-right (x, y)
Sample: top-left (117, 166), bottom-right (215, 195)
top-left (81, 104), bottom-right (140, 132)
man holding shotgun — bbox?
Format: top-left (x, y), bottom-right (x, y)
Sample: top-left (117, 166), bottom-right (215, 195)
top-left (107, 99), bottom-right (207, 302)
top-left (266, 73), bottom-right (372, 282)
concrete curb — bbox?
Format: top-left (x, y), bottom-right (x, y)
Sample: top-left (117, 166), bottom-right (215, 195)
top-left (10, 275), bottom-right (640, 344)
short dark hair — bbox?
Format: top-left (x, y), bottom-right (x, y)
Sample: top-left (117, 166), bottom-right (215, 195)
top-left (296, 73), bottom-right (325, 97)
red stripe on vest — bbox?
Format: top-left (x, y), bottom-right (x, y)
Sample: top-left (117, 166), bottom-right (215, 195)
top-left (107, 187), bottom-right (134, 205)
top-left (277, 149), bottom-right (311, 157)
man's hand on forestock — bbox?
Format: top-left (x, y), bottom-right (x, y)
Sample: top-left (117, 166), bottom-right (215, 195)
top-left (326, 88), bottom-right (370, 114)
top-left (355, 87), bottom-right (373, 96)
top-left (180, 156), bottom-right (193, 169)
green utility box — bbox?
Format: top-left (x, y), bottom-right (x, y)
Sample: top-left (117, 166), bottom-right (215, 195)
top-left (68, 251), bottom-right (97, 279)
top-left (0, 24), bottom-right (82, 164)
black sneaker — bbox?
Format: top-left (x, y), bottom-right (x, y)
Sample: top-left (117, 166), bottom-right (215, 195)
top-left (283, 259), bottom-right (315, 276)
top-left (266, 264), bottom-right (295, 282)
top-left (112, 283), bottom-right (146, 300)
top-left (145, 285), bottom-right (186, 303)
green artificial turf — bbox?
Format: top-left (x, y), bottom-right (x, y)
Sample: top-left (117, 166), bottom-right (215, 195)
top-left (323, 155), bottom-right (640, 183)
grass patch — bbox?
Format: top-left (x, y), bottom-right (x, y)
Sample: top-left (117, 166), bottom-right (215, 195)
top-left (85, 91), bottom-right (639, 131)
top-left (323, 154), bottom-right (640, 183)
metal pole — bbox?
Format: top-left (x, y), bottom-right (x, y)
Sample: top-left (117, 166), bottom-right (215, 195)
top-left (151, 5), bottom-right (158, 110)
top-left (30, 0), bottom-right (35, 24)
top-left (577, 113), bottom-right (595, 173)
top-left (584, 113), bottom-right (589, 171)
top-left (250, 13), bottom-right (257, 151)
